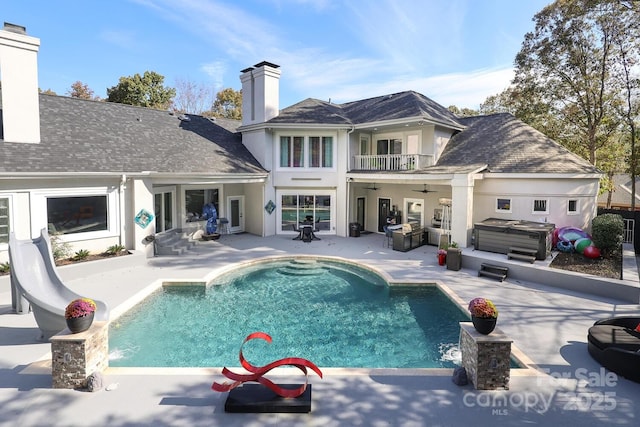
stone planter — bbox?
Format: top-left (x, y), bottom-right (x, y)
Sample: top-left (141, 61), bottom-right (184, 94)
top-left (471, 316), bottom-right (497, 335)
top-left (446, 248), bottom-right (462, 271)
top-left (66, 312), bottom-right (94, 334)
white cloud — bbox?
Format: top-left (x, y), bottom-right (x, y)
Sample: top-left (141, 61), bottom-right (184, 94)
top-left (135, 0), bottom-right (516, 108)
top-left (99, 30), bottom-right (137, 50)
top-left (200, 61), bottom-right (227, 90)
top-left (343, 0), bottom-right (467, 72)
top-left (282, 66), bottom-right (515, 109)
top-left (419, 67), bottom-right (515, 108)
top-left (267, 0), bottom-right (334, 12)
top-left (136, 0), bottom-right (281, 61)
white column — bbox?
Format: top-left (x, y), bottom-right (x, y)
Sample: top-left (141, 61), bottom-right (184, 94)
top-left (131, 178), bottom-right (155, 257)
top-left (450, 173), bottom-right (474, 248)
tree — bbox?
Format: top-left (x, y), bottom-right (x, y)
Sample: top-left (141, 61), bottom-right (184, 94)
top-left (447, 105), bottom-right (479, 117)
top-left (38, 88), bottom-right (57, 95)
top-left (512, 0), bottom-right (628, 167)
top-left (106, 71), bottom-right (176, 110)
top-left (607, 1), bottom-right (640, 208)
top-left (67, 81), bottom-right (97, 100)
top-left (210, 88), bottom-right (242, 120)
top-left (479, 90), bottom-right (517, 116)
top-left (173, 78), bottom-right (215, 115)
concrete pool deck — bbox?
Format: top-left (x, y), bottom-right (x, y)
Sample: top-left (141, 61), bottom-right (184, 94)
top-left (1, 233), bottom-right (639, 426)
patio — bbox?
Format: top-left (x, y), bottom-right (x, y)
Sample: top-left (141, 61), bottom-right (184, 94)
top-left (1, 232), bottom-right (639, 426)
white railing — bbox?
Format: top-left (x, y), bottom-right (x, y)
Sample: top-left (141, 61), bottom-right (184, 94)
top-left (623, 218), bottom-right (634, 244)
top-left (352, 154), bottom-right (434, 171)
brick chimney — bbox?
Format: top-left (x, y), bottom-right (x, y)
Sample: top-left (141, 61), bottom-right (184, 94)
top-left (0, 23), bottom-right (41, 143)
top-left (240, 61), bottom-right (280, 126)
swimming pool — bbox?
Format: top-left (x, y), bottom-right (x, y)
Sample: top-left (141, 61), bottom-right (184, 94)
top-left (109, 258), bottom-right (468, 368)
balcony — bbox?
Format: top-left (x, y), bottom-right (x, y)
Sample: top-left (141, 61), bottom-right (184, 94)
top-left (353, 154), bottom-right (434, 171)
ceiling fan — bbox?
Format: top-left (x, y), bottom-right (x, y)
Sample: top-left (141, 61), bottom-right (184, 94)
top-left (412, 184), bottom-right (436, 193)
top-left (365, 183), bottom-right (379, 190)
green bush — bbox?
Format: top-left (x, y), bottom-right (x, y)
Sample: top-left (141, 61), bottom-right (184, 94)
top-left (106, 244), bottom-right (126, 255)
top-left (73, 249), bottom-right (90, 261)
top-left (50, 233), bottom-right (72, 261)
top-left (591, 214), bottom-right (624, 256)
top-left (0, 262), bottom-right (10, 274)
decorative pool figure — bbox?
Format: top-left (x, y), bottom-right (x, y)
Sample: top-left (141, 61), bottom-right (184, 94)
top-left (109, 258), bottom-right (467, 368)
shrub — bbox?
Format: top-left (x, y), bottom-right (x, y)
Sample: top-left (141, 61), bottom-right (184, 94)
top-left (591, 214), bottom-right (624, 256)
top-left (106, 244), bottom-right (126, 255)
top-left (50, 233), bottom-right (72, 261)
top-left (73, 249), bottom-right (90, 261)
top-left (0, 262), bottom-right (10, 274)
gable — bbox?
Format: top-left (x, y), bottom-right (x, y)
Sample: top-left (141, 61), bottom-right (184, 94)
top-left (267, 91), bottom-right (463, 130)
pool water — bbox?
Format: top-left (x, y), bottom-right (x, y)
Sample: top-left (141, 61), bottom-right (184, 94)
top-left (109, 259), bottom-right (468, 368)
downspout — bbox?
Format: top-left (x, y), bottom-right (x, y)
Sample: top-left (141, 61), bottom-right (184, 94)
top-left (119, 174), bottom-right (127, 247)
top-left (346, 126), bottom-right (355, 235)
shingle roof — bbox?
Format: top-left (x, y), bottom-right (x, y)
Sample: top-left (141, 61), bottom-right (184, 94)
top-left (597, 174), bottom-right (640, 206)
top-left (268, 90), bottom-right (463, 128)
top-left (268, 98), bottom-right (350, 125)
top-left (437, 113), bottom-right (601, 174)
top-left (0, 94), bottom-right (266, 175)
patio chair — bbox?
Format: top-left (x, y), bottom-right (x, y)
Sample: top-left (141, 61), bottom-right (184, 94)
top-left (383, 225), bottom-right (392, 247)
top-left (218, 218), bottom-right (229, 234)
top-left (587, 317), bottom-right (640, 383)
top-left (292, 223), bottom-right (302, 240)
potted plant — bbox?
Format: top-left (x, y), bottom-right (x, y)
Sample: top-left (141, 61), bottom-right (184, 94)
top-left (468, 297), bottom-right (498, 334)
top-left (437, 249), bottom-right (447, 266)
top-left (64, 298), bottom-right (97, 333)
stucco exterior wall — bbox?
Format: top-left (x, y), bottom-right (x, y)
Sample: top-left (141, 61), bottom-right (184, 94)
top-left (473, 176), bottom-right (599, 230)
top-left (0, 177), bottom-right (128, 263)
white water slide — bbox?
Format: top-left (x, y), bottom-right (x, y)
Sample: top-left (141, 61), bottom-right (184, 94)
top-left (9, 229), bottom-right (109, 340)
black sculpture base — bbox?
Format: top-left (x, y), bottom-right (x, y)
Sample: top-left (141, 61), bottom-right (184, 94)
top-left (224, 384), bottom-right (312, 413)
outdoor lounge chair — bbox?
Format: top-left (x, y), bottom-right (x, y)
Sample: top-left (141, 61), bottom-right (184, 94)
top-left (587, 317), bottom-right (640, 383)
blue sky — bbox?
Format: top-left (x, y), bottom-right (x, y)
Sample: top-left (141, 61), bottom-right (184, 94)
top-left (3, 0), bottom-right (550, 109)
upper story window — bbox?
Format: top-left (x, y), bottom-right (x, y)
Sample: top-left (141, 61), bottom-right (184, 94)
top-left (309, 137), bottom-right (333, 167)
top-left (279, 135), bottom-right (334, 169)
top-left (377, 138), bottom-right (402, 155)
top-left (280, 136), bottom-right (304, 167)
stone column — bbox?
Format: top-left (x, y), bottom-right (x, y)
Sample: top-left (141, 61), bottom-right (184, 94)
top-left (50, 321), bottom-right (108, 389)
top-left (459, 322), bottom-right (512, 390)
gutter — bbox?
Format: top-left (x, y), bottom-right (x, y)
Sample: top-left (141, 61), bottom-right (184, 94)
top-left (0, 171), bottom-right (270, 181)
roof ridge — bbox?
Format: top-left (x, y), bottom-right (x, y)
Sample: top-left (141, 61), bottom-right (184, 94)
top-left (339, 90), bottom-right (414, 107)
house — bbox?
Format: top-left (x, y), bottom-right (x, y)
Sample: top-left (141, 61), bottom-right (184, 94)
top-left (238, 61), bottom-right (601, 247)
top-left (598, 174), bottom-right (640, 211)
top-left (0, 24), bottom-right (602, 263)
top-left (0, 24), bottom-right (268, 262)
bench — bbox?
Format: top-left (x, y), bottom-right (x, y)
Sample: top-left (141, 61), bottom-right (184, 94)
top-left (507, 246), bottom-right (537, 263)
top-left (478, 263), bottom-right (508, 282)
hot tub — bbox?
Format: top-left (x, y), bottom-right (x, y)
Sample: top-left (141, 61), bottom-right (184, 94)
top-left (473, 218), bottom-right (555, 260)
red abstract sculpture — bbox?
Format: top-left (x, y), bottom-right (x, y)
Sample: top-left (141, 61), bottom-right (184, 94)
top-left (211, 332), bottom-right (323, 398)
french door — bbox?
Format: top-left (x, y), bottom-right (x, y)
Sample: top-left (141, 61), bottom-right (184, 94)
top-left (227, 196), bottom-right (244, 233)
